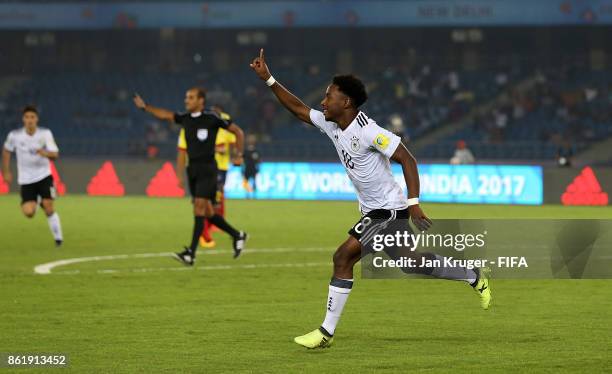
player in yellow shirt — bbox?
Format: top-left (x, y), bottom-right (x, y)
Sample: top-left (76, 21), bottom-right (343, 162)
top-left (177, 105), bottom-right (238, 248)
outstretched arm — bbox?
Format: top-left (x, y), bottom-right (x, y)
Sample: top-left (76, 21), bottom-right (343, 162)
top-left (133, 94), bottom-right (175, 122)
top-left (391, 143), bottom-right (432, 231)
top-left (249, 49), bottom-right (313, 125)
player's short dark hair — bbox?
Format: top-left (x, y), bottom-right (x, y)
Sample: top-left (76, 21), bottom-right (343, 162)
top-left (332, 75), bottom-right (367, 108)
top-left (190, 87), bottom-right (207, 100)
top-left (22, 105), bottom-right (38, 115)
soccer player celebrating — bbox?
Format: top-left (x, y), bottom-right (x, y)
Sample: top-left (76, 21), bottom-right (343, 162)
top-left (2, 106), bottom-right (64, 246)
top-left (133, 88), bottom-right (248, 265)
top-left (250, 49), bottom-right (492, 348)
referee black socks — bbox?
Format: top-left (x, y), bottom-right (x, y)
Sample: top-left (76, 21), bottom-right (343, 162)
top-left (190, 216), bottom-right (205, 252)
top-left (208, 214), bottom-right (240, 238)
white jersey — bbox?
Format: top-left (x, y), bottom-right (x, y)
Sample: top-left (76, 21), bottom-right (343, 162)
top-left (3, 127), bottom-right (59, 185)
top-left (310, 109), bottom-right (408, 214)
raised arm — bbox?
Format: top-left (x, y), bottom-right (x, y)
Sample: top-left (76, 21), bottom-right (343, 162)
top-left (391, 143), bottom-right (432, 231)
top-left (249, 49), bottom-right (313, 125)
top-left (133, 94), bottom-right (175, 122)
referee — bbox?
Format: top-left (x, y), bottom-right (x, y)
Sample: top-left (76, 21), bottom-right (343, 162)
top-left (134, 88), bottom-right (247, 265)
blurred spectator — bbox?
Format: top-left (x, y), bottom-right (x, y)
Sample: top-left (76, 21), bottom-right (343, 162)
top-left (494, 109), bottom-right (508, 129)
top-left (145, 121), bottom-right (168, 159)
top-left (147, 144), bottom-right (159, 159)
top-left (389, 113), bottom-right (409, 142)
top-left (495, 72), bottom-right (508, 88)
top-left (557, 141), bottom-right (574, 167)
top-left (450, 140), bottom-right (475, 164)
top-left (448, 71), bottom-right (460, 92)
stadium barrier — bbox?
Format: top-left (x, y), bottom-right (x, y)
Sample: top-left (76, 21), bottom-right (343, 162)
top-left (223, 163), bottom-right (544, 205)
top-left (0, 160), bottom-right (609, 206)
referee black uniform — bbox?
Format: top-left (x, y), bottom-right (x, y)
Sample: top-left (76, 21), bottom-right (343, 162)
top-left (174, 110), bottom-right (230, 200)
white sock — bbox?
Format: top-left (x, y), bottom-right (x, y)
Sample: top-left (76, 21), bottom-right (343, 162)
top-left (320, 278), bottom-right (353, 336)
top-left (47, 212), bottom-right (63, 242)
top-left (431, 255), bottom-right (477, 285)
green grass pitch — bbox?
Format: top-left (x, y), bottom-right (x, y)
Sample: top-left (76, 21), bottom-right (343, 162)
top-left (1, 195), bottom-right (611, 373)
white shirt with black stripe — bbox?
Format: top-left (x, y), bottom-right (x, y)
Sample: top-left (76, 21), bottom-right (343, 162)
top-left (309, 109), bottom-right (408, 214)
top-left (3, 127), bottom-right (59, 185)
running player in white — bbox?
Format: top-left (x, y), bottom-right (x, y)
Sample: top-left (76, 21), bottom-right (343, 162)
top-left (2, 106), bottom-right (64, 247)
top-left (250, 49), bottom-right (491, 348)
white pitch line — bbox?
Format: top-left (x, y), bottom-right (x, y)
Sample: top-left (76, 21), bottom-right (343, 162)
top-left (34, 252), bottom-right (173, 275)
top-left (33, 247), bottom-right (331, 275)
top-left (55, 262), bottom-right (331, 275)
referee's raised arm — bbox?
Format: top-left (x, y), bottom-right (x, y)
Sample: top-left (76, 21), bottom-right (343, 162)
top-left (249, 49), bottom-right (313, 126)
top-left (133, 93), bottom-right (176, 123)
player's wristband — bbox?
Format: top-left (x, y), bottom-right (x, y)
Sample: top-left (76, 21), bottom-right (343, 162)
top-left (407, 198), bottom-right (419, 207)
top-left (265, 76), bottom-right (276, 87)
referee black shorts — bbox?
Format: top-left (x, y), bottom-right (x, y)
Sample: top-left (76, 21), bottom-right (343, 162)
top-left (187, 162), bottom-right (218, 200)
top-left (20, 175), bottom-right (56, 204)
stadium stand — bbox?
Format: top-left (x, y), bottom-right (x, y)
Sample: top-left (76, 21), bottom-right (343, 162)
top-left (420, 66), bottom-right (612, 160)
top-left (1, 26), bottom-right (610, 163)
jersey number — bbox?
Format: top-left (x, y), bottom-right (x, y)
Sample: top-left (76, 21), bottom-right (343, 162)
top-left (341, 149), bottom-right (355, 169)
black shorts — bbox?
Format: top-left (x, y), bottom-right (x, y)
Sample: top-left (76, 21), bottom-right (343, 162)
top-left (187, 162), bottom-right (217, 200)
top-left (348, 208), bottom-right (410, 241)
top-left (20, 175), bottom-right (55, 204)
top-left (217, 170), bottom-right (227, 191)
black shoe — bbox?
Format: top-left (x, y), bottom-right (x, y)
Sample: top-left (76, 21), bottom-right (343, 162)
top-left (173, 247), bottom-right (195, 266)
top-left (233, 231), bottom-right (248, 259)
top-left (55, 240), bottom-right (63, 248)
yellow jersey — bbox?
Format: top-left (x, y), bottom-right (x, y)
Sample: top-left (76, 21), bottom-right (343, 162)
top-left (177, 111), bottom-right (236, 171)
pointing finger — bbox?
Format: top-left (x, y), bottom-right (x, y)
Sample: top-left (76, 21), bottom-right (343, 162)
top-left (260, 48), bottom-right (264, 60)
